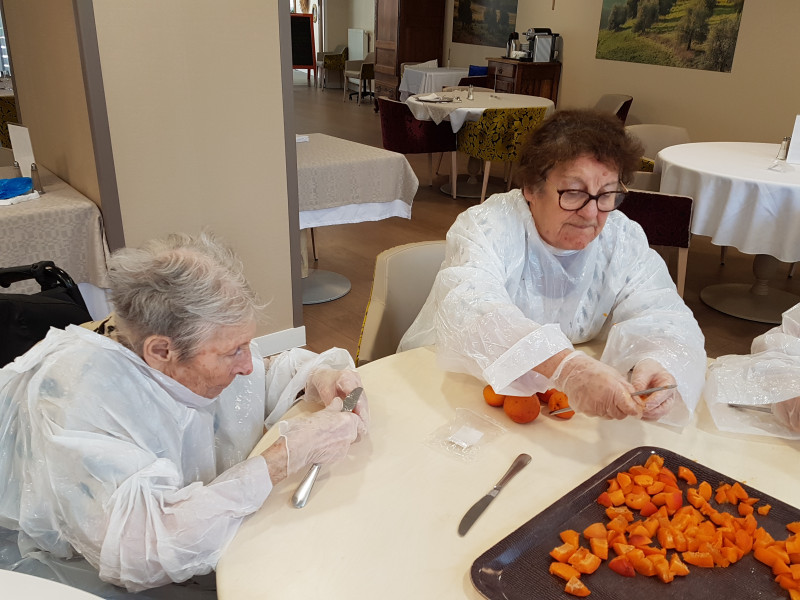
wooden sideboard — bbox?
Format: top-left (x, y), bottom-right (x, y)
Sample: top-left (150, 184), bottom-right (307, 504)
top-left (373, 0), bottom-right (446, 101)
top-left (487, 58), bottom-right (561, 104)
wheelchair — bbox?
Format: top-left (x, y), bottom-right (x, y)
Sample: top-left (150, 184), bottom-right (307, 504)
top-left (0, 261), bottom-right (93, 367)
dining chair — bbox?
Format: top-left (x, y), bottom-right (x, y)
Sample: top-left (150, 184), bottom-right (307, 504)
top-left (377, 96), bottom-right (456, 187)
top-left (457, 75), bottom-right (490, 89)
top-left (356, 240), bottom-right (446, 366)
top-left (343, 51), bottom-right (375, 105)
top-left (451, 106), bottom-right (549, 203)
top-left (626, 124), bottom-right (691, 192)
top-left (594, 93), bottom-right (633, 124)
top-left (442, 85), bottom-right (494, 93)
top-left (617, 190), bottom-right (693, 297)
top-left (319, 45), bottom-right (348, 90)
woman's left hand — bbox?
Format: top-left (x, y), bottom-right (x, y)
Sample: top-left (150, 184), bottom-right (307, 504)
top-left (305, 368), bottom-right (370, 432)
top-left (629, 358), bottom-right (680, 420)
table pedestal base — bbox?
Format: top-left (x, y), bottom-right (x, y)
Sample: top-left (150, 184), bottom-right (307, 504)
top-left (302, 269), bottom-right (351, 305)
top-left (700, 254), bottom-right (800, 324)
top-left (440, 175), bottom-right (504, 199)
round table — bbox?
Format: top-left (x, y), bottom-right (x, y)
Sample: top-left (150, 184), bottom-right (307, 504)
top-left (406, 92), bottom-right (555, 200)
top-left (216, 346), bottom-right (800, 600)
top-left (657, 142), bottom-right (800, 323)
top-left (0, 569), bottom-right (103, 599)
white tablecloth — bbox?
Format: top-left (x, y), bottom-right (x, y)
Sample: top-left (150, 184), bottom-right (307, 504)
top-left (657, 142), bottom-right (800, 263)
top-left (216, 345), bottom-right (800, 600)
top-left (296, 133), bottom-right (419, 229)
top-left (398, 66), bottom-right (469, 100)
top-left (0, 570), bottom-right (103, 599)
top-left (0, 166), bottom-right (110, 295)
top-left (406, 91), bottom-right (555, 132)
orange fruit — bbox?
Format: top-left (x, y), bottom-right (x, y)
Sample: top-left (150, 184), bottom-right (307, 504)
top-left (483, 385), bottom-right (505, 407)
top-left (503, 394), bottom-right (541, 423)
top-left (547, 390), bottom-right (574, 419)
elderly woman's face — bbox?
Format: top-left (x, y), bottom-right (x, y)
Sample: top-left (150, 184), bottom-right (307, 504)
top-left (165, 320), bottom-right (256, 398)
top-left (524, 155), bottom-right (620, 250)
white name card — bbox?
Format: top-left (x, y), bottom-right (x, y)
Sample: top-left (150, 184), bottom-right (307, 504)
top-left (8, 124), bottom-right (36, 178)
top-left (786, 115), bottom-right (800, 164)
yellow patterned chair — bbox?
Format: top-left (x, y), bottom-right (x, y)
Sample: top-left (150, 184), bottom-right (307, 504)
top-left (450, 106), bottom-right (549, 203)
top-left (318, 45), bottom-right (348, 90)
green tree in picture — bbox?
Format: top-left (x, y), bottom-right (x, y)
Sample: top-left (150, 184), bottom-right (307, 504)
top-left (633, 0), bottom-right (659, 33)
top-left (457, 0), bottom-right (472, 26)
top-left (703, 16), bottom-right (740, 71)
top-left (626, 0), bottom-right (640, 20)
top-left (658, 0), bottom-right (676, 16)
top-left (607, 4), bottom-right (626, 30)
top-left (703, 0), bottom-right (716, 12)
top-left (677, 0), bottom-right (710, 50)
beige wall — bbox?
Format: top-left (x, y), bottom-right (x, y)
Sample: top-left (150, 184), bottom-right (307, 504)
top-left (445, 0), bottom-right (800, 143)
top-left (2, 0), bottom-right (100, 204)
top-left (91, 0), bottom-right (298, 335)
top-left (324, 0), bottom-right (374, 52)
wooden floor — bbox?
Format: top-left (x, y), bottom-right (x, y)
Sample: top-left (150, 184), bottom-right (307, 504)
top-left (292, 72), bottom-right (800, 361)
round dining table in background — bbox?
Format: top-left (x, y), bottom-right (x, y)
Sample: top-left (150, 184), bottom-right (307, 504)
top-left (215, 345), bottom-right (800, 600)
top-left (406, 91), bottom-right (555, 200)
top-left (657, 142), bottom-right (800, 324)
top-left (398, 65), bottom-right (469, 101)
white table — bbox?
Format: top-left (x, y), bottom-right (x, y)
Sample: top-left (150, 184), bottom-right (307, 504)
top-left (398, 66), bottom-right (469, 100)
top-left (0, 166), bottom-right (110, 295)
top-left (216, 345), bottom-right (800, 600)
top-left (0, 569), bottom-right (103, 599)
top-left (296, 134), bottom-right (418, 304)
top-left (657, 142), bottom-right (800, 323)
top-left (406, 92), bottom-right (554, 199)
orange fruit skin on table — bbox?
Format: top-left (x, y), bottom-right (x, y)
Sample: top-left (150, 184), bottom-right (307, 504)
top-left (482, 385), bottom-right (505, 407)
top-left (503, 394), bottom-right (541, 423)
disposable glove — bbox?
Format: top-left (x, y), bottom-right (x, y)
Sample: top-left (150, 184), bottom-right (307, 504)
top-left (629, 358), bottom-right (681, 420)
top-left (550, 351), bottom-right (641, 419)
top-left (305, 367), bottom-right (370, 433)
top-left (773, 397), bottom-right (800, 432)
top-left (277, 398), bottom-right (361, 476)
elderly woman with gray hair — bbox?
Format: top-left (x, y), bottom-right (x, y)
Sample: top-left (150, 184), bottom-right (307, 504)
top-left (0, 232), bottom-right (368, 594)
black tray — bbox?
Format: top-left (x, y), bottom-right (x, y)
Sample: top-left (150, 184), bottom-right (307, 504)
top-left (471, 446), bottom-right (798, 599)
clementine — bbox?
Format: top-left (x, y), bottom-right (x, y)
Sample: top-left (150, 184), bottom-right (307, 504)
top-left (547, 390), bottom-right (574, 419)
top-left (503, 394), bottom-right (541, 424)
top-left (483, 385), bottom-right (505, 407)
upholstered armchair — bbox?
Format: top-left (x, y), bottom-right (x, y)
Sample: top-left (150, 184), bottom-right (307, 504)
top-left (343, 52), bottom-right (375, 105)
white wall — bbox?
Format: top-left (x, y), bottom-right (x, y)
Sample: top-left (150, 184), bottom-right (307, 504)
top-left (444, 0), bottom-right (800, 143)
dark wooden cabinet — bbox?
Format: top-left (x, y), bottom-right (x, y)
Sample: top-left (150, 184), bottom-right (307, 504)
top-left (487, 58), bottom-right (562, 104)
top-left (373, 0), bottom-right (446, 100)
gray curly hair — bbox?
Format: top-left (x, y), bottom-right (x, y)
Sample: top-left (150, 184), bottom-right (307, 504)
top-left (107, 232), bottom-right (263, 360)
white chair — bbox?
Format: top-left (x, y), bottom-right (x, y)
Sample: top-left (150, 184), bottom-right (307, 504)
top-left (356, 240), bottom-right (446, 366)
top-left (594, 94), bottom-right (633, 123)
top-left (626, 124), bottom-right (691, 192)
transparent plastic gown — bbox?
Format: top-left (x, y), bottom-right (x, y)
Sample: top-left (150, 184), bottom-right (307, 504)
top-left (0, 325), bottom-right (353, 592)
top-left (704, 303), bottom-right (800, 439)
top-left (399, 190), bottom-right (706, 427)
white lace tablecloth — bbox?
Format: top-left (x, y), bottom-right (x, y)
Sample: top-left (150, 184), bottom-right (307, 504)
top-left (296, 133), bottom-right (419, 229)
top-left (398, 66), bottom-right (469, 101)
top-left (657, 142), bottom-right (800, 263)
top-left (406, 91), bottom-right (555, 132)
top-left (0, 167), bottom-right (110, 294)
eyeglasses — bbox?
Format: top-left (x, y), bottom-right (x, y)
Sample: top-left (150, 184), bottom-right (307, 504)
top-left (554, 181), bottom-right (628, 212)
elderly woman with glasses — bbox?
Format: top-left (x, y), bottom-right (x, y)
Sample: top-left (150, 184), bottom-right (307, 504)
top-left (400, 109), bottom-right (706, 425)
top-left (0, 233), bottom-right (368, 593)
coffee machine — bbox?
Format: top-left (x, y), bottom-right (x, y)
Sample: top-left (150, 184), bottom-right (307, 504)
top-left (525, 28), bottom-right (561, 62)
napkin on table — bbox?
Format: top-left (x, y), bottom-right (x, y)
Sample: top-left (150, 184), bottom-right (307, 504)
top-left (417, 93), bottom-right (441, 101)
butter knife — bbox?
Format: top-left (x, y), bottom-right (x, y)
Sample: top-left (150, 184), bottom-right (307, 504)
top-left (728, 403), bottom-right (773, 414)
top-left (457, 453), bottom-right (531, 536)
top-left (292, 387), bottom-right (362, 509)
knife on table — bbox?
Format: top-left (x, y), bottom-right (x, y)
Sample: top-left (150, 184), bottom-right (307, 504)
top-left (458, 453), bottom-right (531, 537)
top-left (728, 403), bottom-right (773, 414)
top-left (550, 385), bottom-right (679, 416)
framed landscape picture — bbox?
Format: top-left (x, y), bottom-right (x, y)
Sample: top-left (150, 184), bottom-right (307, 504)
top-left (596, 0), bottom-right (745, 72)
top-left (453, 0), bottom-right (519, 48)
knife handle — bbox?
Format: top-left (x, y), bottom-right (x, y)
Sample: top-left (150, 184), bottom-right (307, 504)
top-left (292, 463), bottom-right (321, 508)
top-left (494, 453), bottom-right (532, 490)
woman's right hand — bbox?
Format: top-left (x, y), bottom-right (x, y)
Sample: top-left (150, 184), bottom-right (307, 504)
top-left (550, 351), bottom-right (642, 419)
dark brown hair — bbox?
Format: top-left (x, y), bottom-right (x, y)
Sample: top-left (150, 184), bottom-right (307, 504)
top-left (515, 109), bottom-right (643, 192)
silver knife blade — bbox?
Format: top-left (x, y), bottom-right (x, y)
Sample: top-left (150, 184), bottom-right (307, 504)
top-left (457, 453), bottom-right (531, 536)
top-left (728, 402), bottom-right (773, 414)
